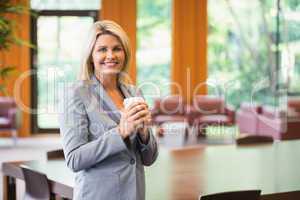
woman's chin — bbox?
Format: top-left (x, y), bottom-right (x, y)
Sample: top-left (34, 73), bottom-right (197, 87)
top-left (101, 69), bottom-right (121, 75)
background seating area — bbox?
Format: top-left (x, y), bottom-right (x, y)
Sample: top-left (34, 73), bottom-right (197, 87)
top-left (236, 99), bottom-right (300, 140)
top-left (151, 96), bottom-right (300, 140)
top-left (190, 95), bottom-right (235, 133)
top-left (151, 95), bottom-right (188, 125)
top-left (151, 95), bottom-right (235, 134)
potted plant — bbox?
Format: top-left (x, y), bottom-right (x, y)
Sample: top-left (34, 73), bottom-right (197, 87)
top-left (0, 0), bottom-right (30, 96)
top-left (0, 0), bottom-right (31, 144)
top-left (0, 66), bottom-right (16, 96)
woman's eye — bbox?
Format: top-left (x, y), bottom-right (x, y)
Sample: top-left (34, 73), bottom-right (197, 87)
top-left (98, 48), bottom-right (107, 52)
top-left (114, 47), bottom-right (123, 51)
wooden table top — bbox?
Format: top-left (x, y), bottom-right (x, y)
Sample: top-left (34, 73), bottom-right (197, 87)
top-left (146, 140), bottom-right (300, 200)
top-left (3, 140), bottom-right (300, 200)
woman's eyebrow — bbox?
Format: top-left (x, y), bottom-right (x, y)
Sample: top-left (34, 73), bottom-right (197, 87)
top-left (96, 44), bottom-right (121, 47)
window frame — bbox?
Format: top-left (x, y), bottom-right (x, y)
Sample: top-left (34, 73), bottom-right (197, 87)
top-left (30, 9), bottom-right (98, 134)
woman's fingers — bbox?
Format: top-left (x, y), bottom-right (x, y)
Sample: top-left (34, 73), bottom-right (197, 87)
top-left (119, 101), bottom-right (151, 138)
top-left (132, 113), bottom-right (151, 127)
top-left (127, 104), bottom-right (147, 117)
top-left (126, 101), bottom-right (147, 111)
top-left (133, 116), bottom-right (147, 127)
top-left (128, 110), bottom-right (148, 121)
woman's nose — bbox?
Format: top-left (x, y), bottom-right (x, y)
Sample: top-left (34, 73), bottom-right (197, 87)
top-left (106, 50), bottom-right (115, 58)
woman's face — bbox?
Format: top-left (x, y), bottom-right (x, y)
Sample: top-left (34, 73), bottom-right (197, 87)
top-left (92, 34), bottom-right (125, 76)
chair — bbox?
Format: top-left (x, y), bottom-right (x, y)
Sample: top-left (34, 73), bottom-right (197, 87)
top-left (257, 106), bottom-right (300, 140)
top-left (190, 95), bottom-right (235, 135)
top-left (236, 102), bottom-right (262, 135)
top-left (236, 135), bottom-right (274, 145)
top-left (151, 95), bottom-right (189, 125)
top-left (21, 166), bottom-right (55, 200)
top-left (0, 97), bottom-right (18, 145)
top-left (288, 97), bottom-right (300, 113)
top-left (200, 190), bottom-right (261, 200)
top-left (237, 101), bottom-right (300, 140)
top-left (47, 149), bottom-right (65, 160)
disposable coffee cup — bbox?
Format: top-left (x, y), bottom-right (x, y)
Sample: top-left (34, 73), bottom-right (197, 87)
top-left (123, 97), bottom-right (145, 109)
top-left (123, 97), bottom-right (147, 140)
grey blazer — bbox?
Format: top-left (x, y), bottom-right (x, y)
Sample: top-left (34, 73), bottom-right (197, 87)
top-left (59, 76), bottom-right (158, 200)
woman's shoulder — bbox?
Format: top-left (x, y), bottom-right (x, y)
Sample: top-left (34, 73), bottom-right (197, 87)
top-left (63, 80), bottom-right (93, 98)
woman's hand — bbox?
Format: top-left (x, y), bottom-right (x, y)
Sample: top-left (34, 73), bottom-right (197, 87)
top-left (118, 102), bottom-right (149, 139)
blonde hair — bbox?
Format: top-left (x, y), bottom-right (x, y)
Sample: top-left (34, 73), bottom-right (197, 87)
top-left (79, 20), bottom-right (131, 81)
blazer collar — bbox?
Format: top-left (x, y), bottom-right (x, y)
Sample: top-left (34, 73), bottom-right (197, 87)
top-left (90, 75), bottom-right (133, 124)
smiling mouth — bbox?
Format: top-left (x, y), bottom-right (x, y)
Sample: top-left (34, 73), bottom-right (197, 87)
top-left (101, 61), bottom-right (119, 67)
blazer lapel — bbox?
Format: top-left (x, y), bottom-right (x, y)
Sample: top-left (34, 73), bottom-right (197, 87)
top-left (90, 76), bottom-right (121, 124)
top-left (119, 82), bottom-right (141, 149)
top-left (119, 83), bottom-right (133, 98)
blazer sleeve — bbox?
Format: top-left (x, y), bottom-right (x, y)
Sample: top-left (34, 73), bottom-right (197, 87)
top-left (127, 85), bottom-right (159, 166)
top-left (59, 85), bottom-right (127, 172)
top-left (136, 128), bottom-right (159, 166)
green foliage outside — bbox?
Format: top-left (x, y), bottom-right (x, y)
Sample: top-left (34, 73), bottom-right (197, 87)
top-left (208, 0), bottom-right (300, 108)
top-left (137, 0), bottom-right (171, 106)
top-left (137, 0), bottom-right (300, 109)
top-left (281, 0), bottom-right (300, 95)
top-left (208, 0), bottom-right (276, 107)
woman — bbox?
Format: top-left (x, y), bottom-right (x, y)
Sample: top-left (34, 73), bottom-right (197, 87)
top-left (59, 20), bottom-right (158, 200)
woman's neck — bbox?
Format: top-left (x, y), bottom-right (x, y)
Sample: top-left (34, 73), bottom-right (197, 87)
top-left (96, 73), bottom-right (118, 90)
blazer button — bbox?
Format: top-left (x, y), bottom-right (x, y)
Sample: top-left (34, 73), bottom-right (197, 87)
top-left (130, 158), bottom-right (135, 165)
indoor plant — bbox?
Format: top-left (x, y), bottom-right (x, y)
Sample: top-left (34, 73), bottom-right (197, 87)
top-left (0, 0), bottom-right (29, 96)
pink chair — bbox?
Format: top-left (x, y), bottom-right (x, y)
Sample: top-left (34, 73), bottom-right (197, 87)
top-left (0, 97), bottom-right (18, 145)
top-left (236, 103), bottom-right (262, 135)
top-left (257, 106), bottom-right (300, 140)
top-left (236, 99), bottom-right (300, 140)
top-left (151, 95), bottom-right (189, 125)
top-left (288, 98), bottom-right (300, 111)
top-left (190, 95), bottom-right (235, 134)
top-left (288, 98), bottom-right (300, 118)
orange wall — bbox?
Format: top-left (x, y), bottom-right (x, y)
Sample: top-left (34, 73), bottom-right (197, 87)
top-left (101, 0), bottom-right (137, 85)
top-left (1, 0), bottom-right (31, 137)
top-left (172, 0), bottom-right (208, 103)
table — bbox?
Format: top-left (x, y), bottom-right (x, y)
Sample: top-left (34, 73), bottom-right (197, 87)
top-left (3, 140), bottom-right (300, 200)
top-left (2, 159), bottom-right (73, 200)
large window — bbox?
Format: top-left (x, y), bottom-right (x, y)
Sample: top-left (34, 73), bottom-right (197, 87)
top-left (137, 0), bottom-right (172, 106)
top-left (282, 0), bottom-right (300, 95)
top-left (208, 0), bottom-right (293, 107)
top-left (30, 1), bottom-right (99, 133)
top-left (31, 0), bottom-right (100, 10)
